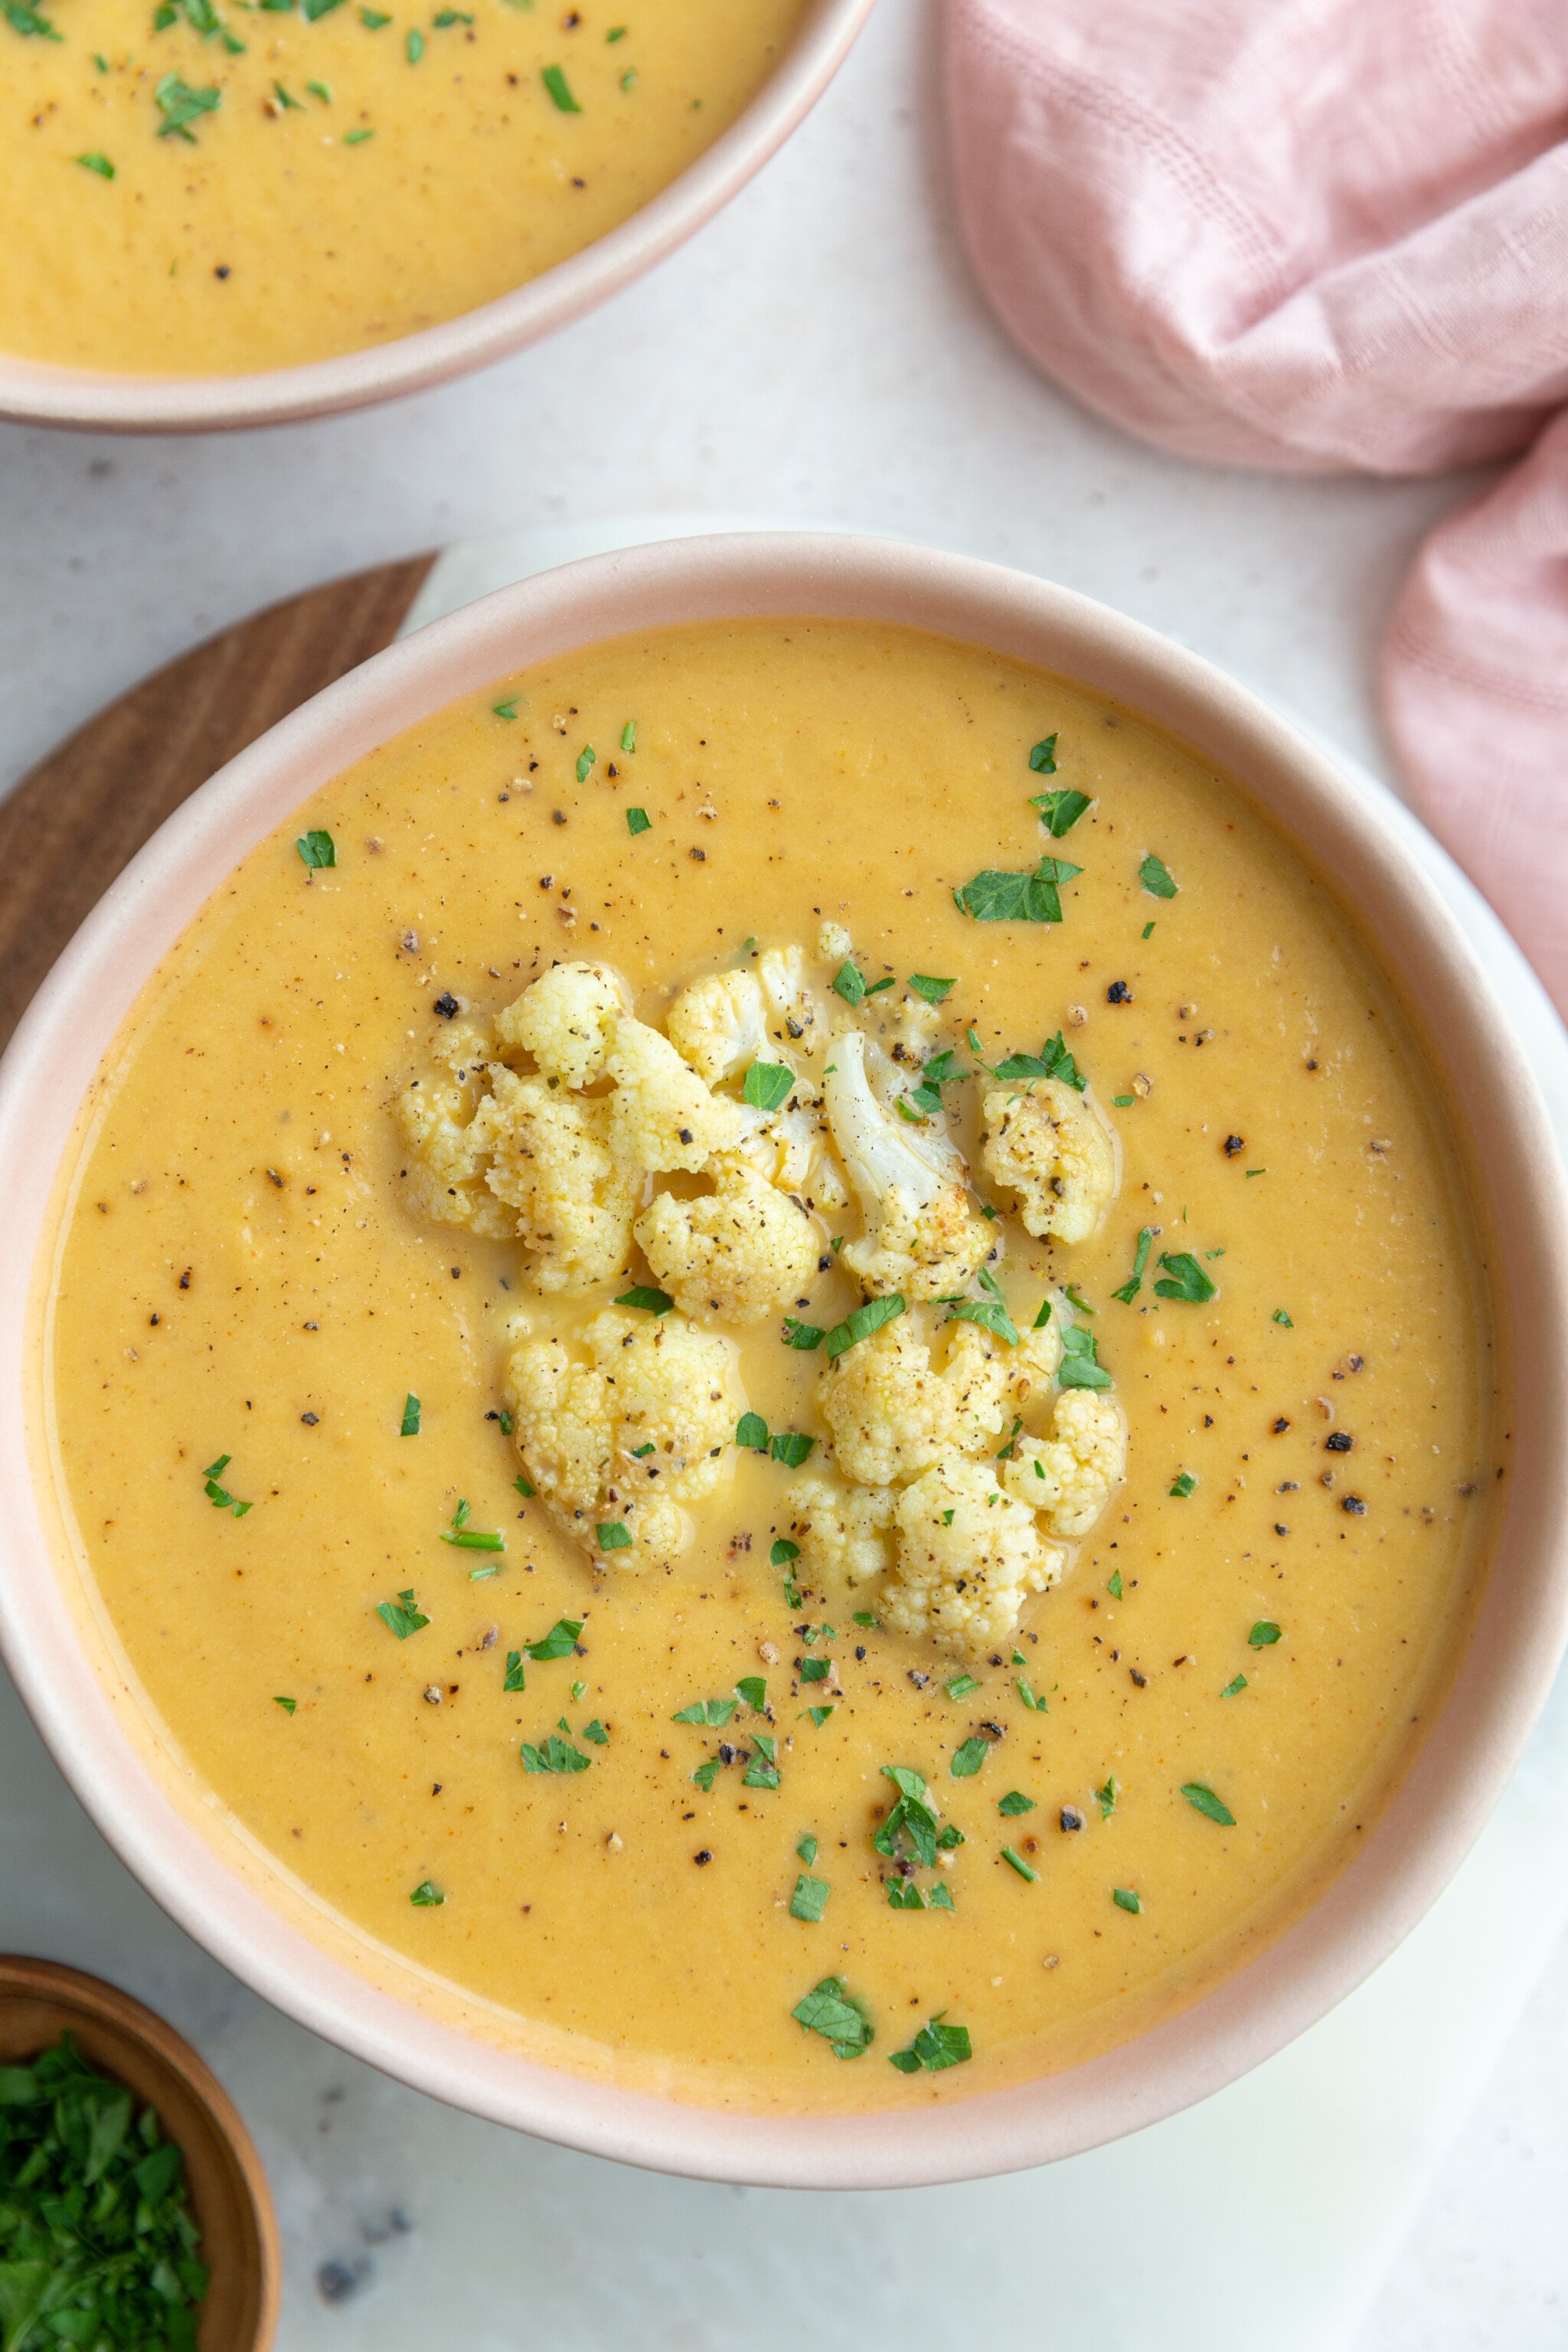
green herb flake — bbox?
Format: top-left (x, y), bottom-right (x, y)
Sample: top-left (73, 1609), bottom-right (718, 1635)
top-left (1111, 1225), bottom-right (1155, 1305)
top-left (790, 1975), bottom-right (874, 2060)
top-left (4, 0), bottom-right (63, 34)
top-left (296, 827), bottom-right (335, 869)
top-left (907, 972), bottom-right (956, 1005)
top-left (441, 1494), bottom-right (505, 1553)
top-left (770, 1538), bottom-right (800, 1570)
top-left (360, 5), bottom-right (390, 20)
top-left (521, 1733), bottom-right (590, 1774)
top-left (1249, 1620), bottom-right (1282, 1648)
top-left (1001, 1845), bottom-right (1037, 1882)
top-left (1058, 1322), bottom-right (1113, 1391)
top-left (273, 1695), bottom-right (297, 1714)
top-left (831, 959), bottom-right (867, 1005)
top-left (736, 1410), bottom-right (769, 1452)
top-left (575, 743), bottom-right (596, 783)
top-left (201, 1452), bottom-right (253, 1517)
top-left (782, 1317), bottom-right (825, 1351)
top-left (1112, 1093), bottom-right (1135, 1107)
top-left (614, 1284), bottom-right (675, 1315)
top-left (1096, 1774), bottom-right (1119, 1818)
top-left (503, 1650), bottom-right (526, 1693)
top-left (945, 1673), bottom-right (981, 1701)
top-left (410, 1880), bottom-right (444, 1906)
top-left (155, 71), bottom-right (223, 138)
top-left (400, 1392), bottom-right (421, 1436)
top-left (998, 1790), bottom-right (1035, 1816)
top-left (514, 1472), bottom-right (536, 1498)
top-left (1272, 1308), bottom-right (1294, 1326)
top-left (853, 1609), bottom-right (879, 1628)
top-left (1169, 1472), bottom-right (1197, 1498)
top-left (376, 1588), bottom-right (429, 1639)
top-left (789, 1873), bottom-right (830, 1923)
top-left (1154, 1250), bottom-right (1217, 1303)
top-left (1182, 1781), bottom-right (1236, 1826)
top-left (620, 719), bottom-right (636, 751)
top-left (1112, 1886), bottom-right (1142, 1915)
top-left (1139, 851), bottom-right (1178, 898)
top-left (742, 1736), bottom-right (781, 1790)
top-left (736, 1675), bottom-right (766, 1712)
top-left (525, 1617), bottom-right (583, 1661)
top-left (824, 1292), bottom-right (906, 1361)
top-left (542, 59), bottom-right (580, 108)
top-left (405, 24), bottom-right (423, 56)
top-left (1031, 786), bottom-right (1091, 836)
top-left (1220, 1674), bottom-right (1248, 1697)
top-left (690, 1756), bottom-right (722, 1793)
top-left (596, 1521), bottom-right (632, 1551)
top-left (307, 75), bottom-right (332, 98)
top-left (343, 126), bottom-right (374, 142)
top-left (581, 1718), bottom-right (609, 1746)
top-left (742, 1059), bottom-right (795, 1112)
top-left (75, 150), bottom-right (116, 178)
top-left (1027, 733), bottom-right (1059, 775)
top-left (626, 805), bottom-right (652, 835)
top-left (672, 1697), bottom-right (737, 1727)
top-left (954, 856), bottom-right (1084, 926)
top-left (890, 2014), bottom-right (972, 2074)
top-left (796, 1833), bottom-right (818, 1865)
top-left (806, 1704), bottom-right (835, 1727)
top-left (1016, 1677), bottom-right (1044, 1711)
top-left (942, 1295), bottom-right (1021, 1347)
top-left (491, 697), bottom-right (518, 720)
top-left (950, 1735), bottom-right (989, 1779)
top-left (770, 1431), bottom-right (815, 1468)
top-left (1106, 1571), bottom-right (1123, 1601)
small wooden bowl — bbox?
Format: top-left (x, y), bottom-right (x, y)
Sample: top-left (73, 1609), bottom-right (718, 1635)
top-left (0, 1956), bottom-right (280, 2352)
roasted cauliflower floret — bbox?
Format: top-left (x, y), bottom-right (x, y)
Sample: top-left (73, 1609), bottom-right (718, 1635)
top-left (505, 1307), bottom-right (739, 1571)
top-left (470, 1068), bottom-right (639, 1291)
top-left (495, 961), bottom-right (629, 1090)
top-left (604, 1017), bottom-right (747, 1174)
top-left (665, 970), bottom-right (769, 1087)
top-left (758, 945), bottom-right (824, 1057)
top-left (635, 1152), bottom-right (820, 1323)
top-left (785, 1472), bottom-right (897, 1589)
top-left (818, 1315), bottom-right (1012, 1485)
top-left (396, 1071), bottom-right (517, 1241)
top-left (881, 1457), bottom-right (1067, 1655)
top-left (999, 1386), bottom-right (1127, 1537)
top-left (824, 1029), bottom-right (991, 1299)
top-left (981, 1077), bottom-right (1117, 1245)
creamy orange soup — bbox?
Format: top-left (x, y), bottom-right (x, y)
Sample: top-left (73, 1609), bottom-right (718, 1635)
top-left (43, 619), bottom-right (1502, 2110)
top-left (1, 0), bottom-right (804, 375)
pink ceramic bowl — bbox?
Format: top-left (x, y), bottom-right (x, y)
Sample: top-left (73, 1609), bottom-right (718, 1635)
top-left (2, 534), bottom-right (1565, 2187)
top-left (0, 0), bottom-right (872, 436)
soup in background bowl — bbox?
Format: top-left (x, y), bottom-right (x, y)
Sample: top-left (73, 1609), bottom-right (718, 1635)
top-left (0, 0), bottom-right (871, 430)
top-left (2, 534), bottom-right (1564, 2185)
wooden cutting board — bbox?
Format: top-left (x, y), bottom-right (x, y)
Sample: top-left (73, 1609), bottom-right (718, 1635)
top-left (0, 554), bottom-right (435, 1050)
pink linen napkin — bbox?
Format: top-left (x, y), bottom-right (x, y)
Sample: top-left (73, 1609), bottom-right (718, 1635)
top-left (946, 0), bottom-right (1568, 1011)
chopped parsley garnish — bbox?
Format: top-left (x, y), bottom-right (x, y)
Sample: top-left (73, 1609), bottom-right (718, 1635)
top-left (1001, 1846), bottom-right (1037, 1882)
top-left (1112, 1886), bottom-right (1142, 1914)
top-left (343, 127), bottom-right (374, 143)
top-left (504, 1650), bottom-right (527, 1693)
top-left (620, 719), bottom-right (636, 751)
top-left (405, 24), bottom-right (423, 57)
top-left (441, 1498), bottom-right (505, 1552)
top-left (596, 1521), bottom-right (632, 1550)
top-left (1096, 1775), bottom-right (1119, 1818)
top-left (771, 1431), bottom-right (815, 1468)
top-left (743, 1733), bottom-right (781, 1788)
top-left (789, 1873), bottom-right (830, 1922)
top-left (273, 1695), bottom-right (296, 1714)
top-left (1139, 851), bottom-right (1178, 898)
top-left (1033, 1297), bottom-right (1053, 1329)
top-left (998, 1790), bottom-right (1035, 1816)
top-left (1027, 733), bottom-right (1059, 774)
top-left (824, 1292), bottom-right (905, 1361)
top-left (790, 1977), bottom-right (873, 2060)
top-left (950, 1736), bottom-right (988, 1779)
top-left (201, 1452), bottom-right (253, 1517)
top-left (1220, 1673), bottom-right (1248, 1697)
top-left (782, 1317), bottom-right (825, 1351)
top-left (852, 1609), bottom-right (878, 1628)
top-left (970, 1027), bottom-right (1086, 1093)
top-left (575, 744), bottom-right (596, 782)
top-left (1107, 1570), bottom-right (1123, 1599)
top-left (542, 60), bottom-right (580, 109)
top-left (1248, 1620), bottom-right (1282, 1648)
top-left (400, 1393), bottom-right (421, 1436)
top-left (521, 1733), bottom-right (590, 1774)
top-left (741, 1060), bottom-right (795, 1112)
top-left (1063, 1282), bottom-right (1095, 1317)
top-left (615, 1284), bottom-right (674, 1315)
top-left (735, 1676), bottom-right (766, 1712)
top-left (1031, 786), bottom-right (1091, 837)
top-left (799, 1658), bottom-right (831, 1685)
top-left (955, 857), bottom-right (1082, 925)
top-left (626, 806), bottom-right (652, 835)
top-left (308, 76), bottom-right (332, 98)
top-left (524, 1618), bottom-right (583, 1661)
top-left (831, 959), bottom-right (868, 1005)
top-left (1015, 1677), bottom-right (1044, 1710)
top-left (736, 1411), bottom-right (769, 1452)
top-left (1142, 919), bottom-right (1155, 939)
top-left (581, 1719), bottom-right (609, 1746)
top-left (796, 1833), bottom-right (818, 1865)
top-left (410, 1880), bottom-right (444, 1906)
top-left (1057, 1323), bottom-right (1112, 1391)
top-left (941, 1295), bottom-right (1020, 1346)
top-left (1272, 1308), bottom-right (1294, 1326)
top-left (888, 2015), bottom-right (971, 2074)
top-left (1182, 1782), bottom-right (1236, 1826)
top-left (3, 0), bottom-right (62, 34)
top-left (76, 152), bottom-right (116, 178)
top-left (887, 1880), bottom-right (926, 1910)
top-left (295, 827), bottom-right (335, 869)
top-left (492, 697), bottom-right (518, 720)
top-left (1154, 1250), bottom-right (1217, 1303)
top-left (672, 1697), bottom-right (737, 1727)
top-left (1169, 1472), bottom-right (1197, 1498)
top-left (873, 1766), bottom-right (942, 1869)
top-left (770, 1538), bottom-right (799, 1570)
top-left (805, 1704), bottom-right (835, 1727)
top-left (514, 1473), bottom-right (536, 1498)
top-left (946, 1673), bottom-right (980, 1701)
top-left (1111, 1226), bottom-right (1155, 1304)
top-left (907, 972), bottom-right (956, 1004)
top-left (1112, 1093), bottom-right (1135, 1107)
top-left (155, 72), bottom-right (224, 139)
top-left (0, 2034), bottom-right (211, 2342)
top-left (691, 1756), bottom-right (722, 1793)
top-left (376, 1588), bottom-right (429, 1638)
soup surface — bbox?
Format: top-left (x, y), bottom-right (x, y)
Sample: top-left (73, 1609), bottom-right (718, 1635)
top-left (1, 0), bottom-right (802, 376)
top-left (45, 619), bottom-right (1502, 2112)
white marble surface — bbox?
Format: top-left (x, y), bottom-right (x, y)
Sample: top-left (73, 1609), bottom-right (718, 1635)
top-left (1, 5), bottom-right (1565, 2346)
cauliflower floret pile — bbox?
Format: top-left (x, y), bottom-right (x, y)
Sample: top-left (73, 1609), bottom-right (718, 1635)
top-left (397, 942), bottom-right (1127, 1622)
top-left (505, 1308), bottom-right (739, 1572)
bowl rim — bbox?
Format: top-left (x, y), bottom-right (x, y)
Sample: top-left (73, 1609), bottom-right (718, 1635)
top-left (2, 529), bottom-right (1566, 2187)
top-left (0, 0), bottom-right (874, 435)
top-left (0, 1952), bottom-right (281, 2349)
